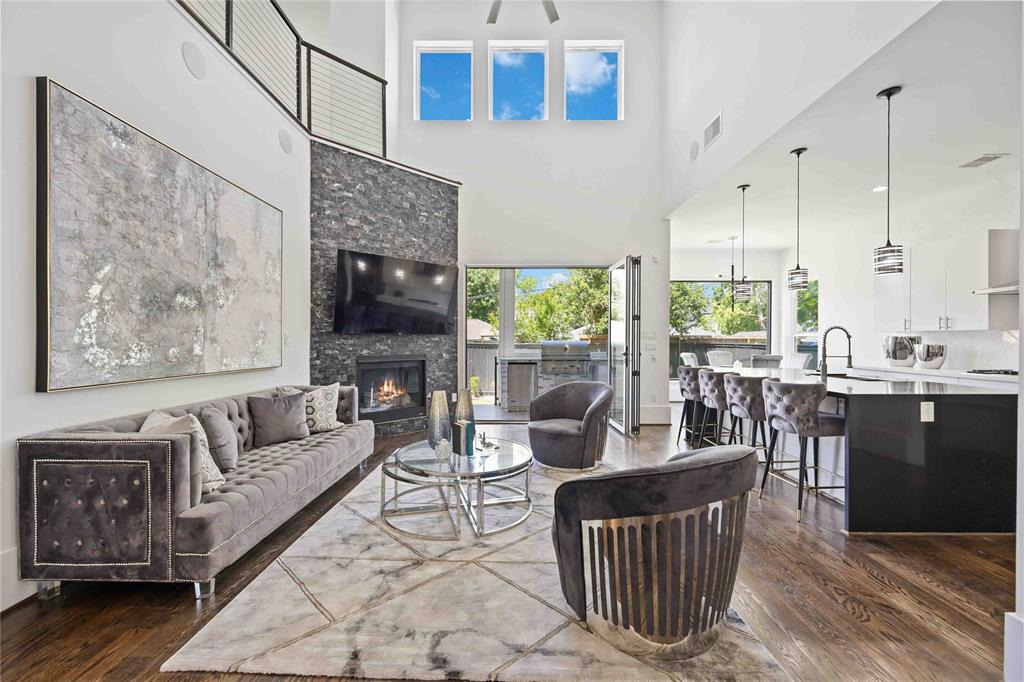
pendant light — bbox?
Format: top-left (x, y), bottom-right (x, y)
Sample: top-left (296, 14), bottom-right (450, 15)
top-left (734, 184), bottom-right (752, 302)
top-left (787, 147), bottom-right (809, 290)
top-left (727, 235), bottom-right (739, 308)
top-left (874, 86), bottom-right (904, 275)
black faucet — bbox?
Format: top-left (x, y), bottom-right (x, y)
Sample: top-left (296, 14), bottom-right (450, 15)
top-left (819, 326), bottom-right (853, 379)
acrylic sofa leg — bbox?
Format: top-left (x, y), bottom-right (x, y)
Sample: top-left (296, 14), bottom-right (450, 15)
top-left (36, 580), bottom-right (61, 600)
top-left (194, 579), bottom-right (215, 600)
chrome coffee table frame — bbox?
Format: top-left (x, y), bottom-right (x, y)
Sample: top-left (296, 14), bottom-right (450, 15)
top-left (379, 439), bottom-right (533, 540)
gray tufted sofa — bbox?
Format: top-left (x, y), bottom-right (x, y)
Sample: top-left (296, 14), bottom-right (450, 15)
top-left (17, 385), bottom-right (373, 599)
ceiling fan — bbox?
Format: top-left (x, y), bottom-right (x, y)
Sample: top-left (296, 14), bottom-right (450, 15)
top-left (486, 0), bottom-right (560, 24)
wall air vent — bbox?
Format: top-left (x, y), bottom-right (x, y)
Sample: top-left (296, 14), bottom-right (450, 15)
top-left (960, 153), bottom-right (1010, 168)
top-left (704, 112), bottom-right (722, 150)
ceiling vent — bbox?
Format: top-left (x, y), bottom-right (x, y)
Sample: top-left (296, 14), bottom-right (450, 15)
top-left (704, 112), bottom-right (722, 150)
top-left (960, 153), bottom-right (1010, 168)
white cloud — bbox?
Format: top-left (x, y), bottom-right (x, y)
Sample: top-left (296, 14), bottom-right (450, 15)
top-left (531, 101), bottom-right (545, 120)
top-left (545, 271), bottom-right (569, 286)
top-left (493, 51), bottom-right (526, 68)
top-left (565, 52), bottom-right (615, 96)
top-left (496, 102), bottom-right (520, 120)
top-left (421, 85), bottom-right (441, 100)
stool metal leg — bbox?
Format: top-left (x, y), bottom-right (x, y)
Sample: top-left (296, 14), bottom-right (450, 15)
top-left (715, 409), bottom-right (724, 446)
top-left (728, 416), bottom-right (739, 445)
top-left (797, 437), bottom-right (808, 521)
top-left (812, 437), bottom-right (820, 494)
top-left (676, 400), bottom-right (687, 445)
top-left (760, 428), bottom-right (778, 498)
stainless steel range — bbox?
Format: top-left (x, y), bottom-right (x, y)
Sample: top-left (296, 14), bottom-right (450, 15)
top-left (539, 340), bottom-right (592, 394)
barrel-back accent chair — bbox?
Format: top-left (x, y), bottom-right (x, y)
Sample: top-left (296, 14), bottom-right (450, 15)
top-left (552, 445), bottom-right (757, 659)
top-left (528, 381), bottom-right (613, 470)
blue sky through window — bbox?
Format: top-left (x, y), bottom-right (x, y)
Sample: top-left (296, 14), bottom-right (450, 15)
top-left (419, 51), bottom-right (472, 120)
top-left (518, 268), bottom-right (570, 292)
top-left (492, 50), bottom-right (546, 120)
top-left (565, 51), bottom-right (619, 121)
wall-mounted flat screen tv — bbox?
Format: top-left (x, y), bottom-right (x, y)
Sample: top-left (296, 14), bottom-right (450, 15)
top-left (333, 249), bottom-right (458, 334)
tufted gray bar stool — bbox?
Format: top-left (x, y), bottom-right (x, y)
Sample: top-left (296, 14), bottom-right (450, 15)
top-left (697, 369), bottom-right (734, 447)
top-left (724, 374), bottom-right (769, 453)
top-left (761, 378), bottom-right (846, 520)
top-left (675, 366), bottom-right (705, 446)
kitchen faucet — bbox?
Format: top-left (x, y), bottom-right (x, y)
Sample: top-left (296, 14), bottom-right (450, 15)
top-left (818, 326), bottom-right (853, 379)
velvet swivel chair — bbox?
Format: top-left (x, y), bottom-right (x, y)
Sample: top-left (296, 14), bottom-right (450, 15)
top-left (528, 381), bottom-right (613, 470)
top-left (552, 445), bottom-right (757, 659)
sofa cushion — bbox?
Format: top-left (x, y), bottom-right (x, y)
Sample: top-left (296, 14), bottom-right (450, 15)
top-left (174, 421), bottom-right (375, 556)
top-left (199, 406), bottom-right (239, 472)
top-left (278, 384), bottom-right (343, 433)
top-left (249, 393), bottom-right (310, 447)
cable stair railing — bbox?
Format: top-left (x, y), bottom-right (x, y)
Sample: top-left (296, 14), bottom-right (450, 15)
top-left (178, 0), bottom-right (386, 157)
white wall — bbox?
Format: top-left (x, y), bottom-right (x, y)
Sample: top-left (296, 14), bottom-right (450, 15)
top-left (392, 1), bottom-right (671, 423)
top-left (0, 0), bottom-right (312, 610)
top-left (283, 0), bottom-right (385, 75)
top-left (660, 0), bottom-right (934, 216)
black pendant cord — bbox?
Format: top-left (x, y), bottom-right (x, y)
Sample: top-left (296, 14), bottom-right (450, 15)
top-left (741, 186), bottom-right (746, 279)
top-left (795, 151), bottom-right (801, 266)
top-left (885, 90), bottom-right (892, 247)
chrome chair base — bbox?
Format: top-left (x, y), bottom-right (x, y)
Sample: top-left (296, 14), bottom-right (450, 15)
top-left (586, 612), bottom-right (720, 660)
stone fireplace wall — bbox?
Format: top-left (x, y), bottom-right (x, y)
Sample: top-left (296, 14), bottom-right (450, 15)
top-left (309, 142), bottom-right (459, 435)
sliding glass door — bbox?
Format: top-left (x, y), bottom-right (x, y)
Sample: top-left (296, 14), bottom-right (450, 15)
top-left (608, 256), bottom-right (641, 436)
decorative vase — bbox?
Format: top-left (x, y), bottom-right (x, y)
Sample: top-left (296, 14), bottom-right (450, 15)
top-left (882, 335), bottom-right (920, 367)
top-left (434, 439), bottom-right (453, 462)
top-left (427, 390), bottom-right (451, 449)
top-left (454, 388), bottom-right (475, 424)
top-left (914, 344), bottom-right (946, 370)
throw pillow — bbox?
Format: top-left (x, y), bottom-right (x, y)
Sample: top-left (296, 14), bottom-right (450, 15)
top-left (248, 392), bottom-right (310, 447)
top-left (198, 406), bottom-right (239, 472)
top-left (141, 410), bottom-right (225, 493)
top-left (278, 384), bottom-right (343, 433)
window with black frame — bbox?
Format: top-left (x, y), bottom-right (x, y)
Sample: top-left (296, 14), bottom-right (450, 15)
top-left (669, 280), bottom-right (771, 377)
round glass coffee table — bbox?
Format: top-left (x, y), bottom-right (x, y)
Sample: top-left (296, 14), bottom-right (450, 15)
top-left (380, 438), bottom-right (533, 540)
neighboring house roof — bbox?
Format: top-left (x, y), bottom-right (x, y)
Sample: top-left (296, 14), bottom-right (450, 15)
top-left (467, 318), bottom-right (497, 340)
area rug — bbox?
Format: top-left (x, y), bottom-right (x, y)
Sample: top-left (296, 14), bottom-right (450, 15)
top-left (162, 461), bottom-right (787, 680)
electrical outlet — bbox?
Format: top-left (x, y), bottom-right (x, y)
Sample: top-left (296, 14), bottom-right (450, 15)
top-left (920, 402), bottom-right (935, 422)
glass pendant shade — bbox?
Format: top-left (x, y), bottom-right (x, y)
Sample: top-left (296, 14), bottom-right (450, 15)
top-left (734, 279), bottom-right (752, 301)
top-left (873, 241), bottom-right (905, 275)
top-left (787, 266), bottom-right (809, 291)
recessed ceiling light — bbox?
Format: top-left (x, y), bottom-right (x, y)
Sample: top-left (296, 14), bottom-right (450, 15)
top-left (872, 185), bottom-right (888, 192)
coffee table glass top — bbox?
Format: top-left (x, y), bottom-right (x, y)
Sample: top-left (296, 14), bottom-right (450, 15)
top-left (394, 438), bottom-right (532, 479)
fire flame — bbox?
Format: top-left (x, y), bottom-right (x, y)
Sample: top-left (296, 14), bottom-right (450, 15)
top-left (376, 378), bottom-right (408, 404)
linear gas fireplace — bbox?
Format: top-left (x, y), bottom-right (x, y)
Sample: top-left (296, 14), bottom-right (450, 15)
top-left (356, 355), bottom-right (427, 424)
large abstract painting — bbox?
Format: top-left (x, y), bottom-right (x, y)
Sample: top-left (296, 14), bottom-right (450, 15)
top-left (37, 79), bottom-right (283, 391)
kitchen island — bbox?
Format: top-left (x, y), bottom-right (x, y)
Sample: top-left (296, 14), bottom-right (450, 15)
top-left (718, 368), bottom-right (1017, 533)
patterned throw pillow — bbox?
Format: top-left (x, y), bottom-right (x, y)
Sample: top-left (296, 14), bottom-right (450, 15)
top-left (278, 384), bottom-right (343, 434)
top-left (141, 410), bottom-right (225, 493)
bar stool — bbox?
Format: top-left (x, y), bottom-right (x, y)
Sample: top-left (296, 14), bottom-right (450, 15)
top-left (680, 352), bottom-right (699, 368)
top-left (706, 350), bottom-right (734, 367)
top-left (676, 365), bottom-right (704, 446)
top-left (698, 369), bottom-right (734, 446)
top-left (760, 378), bottom-right (846, 521)
top-left (724, 374), bottom-right (769, 452)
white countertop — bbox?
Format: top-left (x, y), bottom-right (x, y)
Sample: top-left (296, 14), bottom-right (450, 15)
top-left (851, 364), bottom-right (1019, 383)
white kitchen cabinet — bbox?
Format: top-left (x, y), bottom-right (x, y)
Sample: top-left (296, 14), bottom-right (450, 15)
top-left (944, 225), bottom-right (991, 330)
top-left (910, 239), bottom-right (946, 331)
top-left (873, 248), bottom-right (912, 332)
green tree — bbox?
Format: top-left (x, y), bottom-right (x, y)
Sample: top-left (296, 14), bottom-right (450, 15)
top-left (669, 282), bottom-right (709, 334)
top-left (796, 280), bottom-right (819, 332)
top-left (514, 269), bottom-right (610, 342)
top-left (708, 282), bottom-right (769, 335)
top-left (466, 268), bottom-right (500, 330)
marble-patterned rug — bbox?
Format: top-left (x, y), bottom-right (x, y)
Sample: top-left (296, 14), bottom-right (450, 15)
top-left (162, 460), bottom-right (787, 681)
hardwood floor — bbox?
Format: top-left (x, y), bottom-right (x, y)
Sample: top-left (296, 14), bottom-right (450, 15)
top-left (1, 418), bottom-right (1013, 681)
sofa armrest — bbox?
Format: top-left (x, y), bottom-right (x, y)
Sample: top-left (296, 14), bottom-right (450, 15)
top-left (337, 385), bottom-right (358, 424)
top-left (17, 432), bottom-right (193, 582)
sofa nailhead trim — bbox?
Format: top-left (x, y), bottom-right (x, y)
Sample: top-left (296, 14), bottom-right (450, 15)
top-left (21, 441), bottom-right (173, 579)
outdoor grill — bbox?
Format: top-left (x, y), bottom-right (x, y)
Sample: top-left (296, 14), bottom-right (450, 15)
top-left (539, 340), bottom-right (592, 377)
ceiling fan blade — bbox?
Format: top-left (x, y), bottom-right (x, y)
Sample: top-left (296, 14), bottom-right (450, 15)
top-left (486, 0), bottom-right (502, 24)
top-left (541, 0), bottom-right (559, 23)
